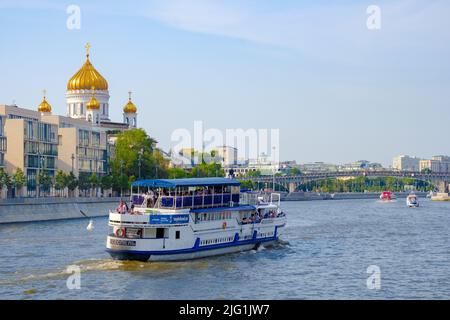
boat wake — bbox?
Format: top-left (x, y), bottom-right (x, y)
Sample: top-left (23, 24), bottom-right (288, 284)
top-left (0, 258), bottom-right (212, 286)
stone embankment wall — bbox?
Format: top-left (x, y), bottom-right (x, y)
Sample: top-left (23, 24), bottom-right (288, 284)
top-left (0, 197), bottom-right (123, 224)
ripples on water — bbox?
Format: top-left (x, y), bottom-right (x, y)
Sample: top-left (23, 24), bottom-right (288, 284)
top-left (1, 199), bottom-right (450, 299)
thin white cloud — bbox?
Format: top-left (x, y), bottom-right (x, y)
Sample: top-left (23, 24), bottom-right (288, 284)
top-left (144, 0), bottom-right (450, 66)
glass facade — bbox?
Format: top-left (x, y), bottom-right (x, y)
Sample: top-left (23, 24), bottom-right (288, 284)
top-left (1, 109), bottom-right (111, 195)
top-left (14, 117), bottom-right (59, 194)
top-left (77, 129), bottom-right (106, 175)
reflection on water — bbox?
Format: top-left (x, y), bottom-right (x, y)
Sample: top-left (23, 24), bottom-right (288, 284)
top-left (1, 199), bottom-right (450, 299)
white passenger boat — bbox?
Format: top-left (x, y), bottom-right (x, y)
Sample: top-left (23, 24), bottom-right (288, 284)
top-left (106, 178), bottom-right (287, 262)
top-left (406, 193), bottom-right (419, 208)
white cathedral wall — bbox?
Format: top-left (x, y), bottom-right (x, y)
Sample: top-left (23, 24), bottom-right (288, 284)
top-left (66, 89), bottom-right (110, 121)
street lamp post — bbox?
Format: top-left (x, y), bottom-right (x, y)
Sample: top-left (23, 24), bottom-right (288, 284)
top-left (36, 152), bottom-right (45, 198)
top-left (71, 153), bottom-right (75, 173)
top-left (36, 151), bottom-right (40, 198)
top-left (120, 159), bottom-right (124, 198)
top-left (272, 146), bottom-right (277, 192)
top-left (138, 150), bottom-right (142, 180)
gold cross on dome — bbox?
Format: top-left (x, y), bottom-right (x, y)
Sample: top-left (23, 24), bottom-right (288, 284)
top-left (128, 91), bottom-right (132, 101)
top-left (85, 43), bottom-right (91, 57)
top-left (42, 89), bottom-right (47, 99)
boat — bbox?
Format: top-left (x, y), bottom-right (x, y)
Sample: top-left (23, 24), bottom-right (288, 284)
top-left (106, 178), bottom-right (287, 262)
top-left (380, 191), bottom-right (395, 201)
top-left (406, 194), bottom-right (419, 207)
top-left (431, 193), bottom-right (450, 202)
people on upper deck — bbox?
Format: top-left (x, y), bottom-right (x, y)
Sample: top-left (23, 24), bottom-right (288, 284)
top-left (116, 200), bottom-right (127, 214)
top-left (142, 190), bottom-right (155, 208)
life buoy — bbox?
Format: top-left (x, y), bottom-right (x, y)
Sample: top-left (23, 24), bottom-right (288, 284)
top-left (115, 228), bottom-right (126, 238)
top-left (222, 221), bottom-right (227, 229)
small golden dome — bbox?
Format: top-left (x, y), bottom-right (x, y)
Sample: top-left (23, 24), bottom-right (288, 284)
top-left (67, 43), bottom-right (108, 91)
top-left (87, 88), bottom-right (100, 110)
top-left (123, 91), bottom-right (137, 113)
top-left (38, 90), bottom-right (52, 113)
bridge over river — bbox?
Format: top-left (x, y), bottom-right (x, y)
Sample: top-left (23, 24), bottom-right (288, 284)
top-left (241, 171), bottom-right (450, 193)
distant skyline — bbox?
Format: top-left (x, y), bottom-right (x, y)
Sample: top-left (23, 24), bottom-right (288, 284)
top-left (1, 0), bottom-right (449, 166)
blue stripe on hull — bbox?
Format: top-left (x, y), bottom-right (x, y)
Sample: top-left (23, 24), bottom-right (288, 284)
top-left (106, 236), bottom-right (279, 259)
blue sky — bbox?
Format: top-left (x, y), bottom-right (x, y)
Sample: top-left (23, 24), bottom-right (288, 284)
top-left (0, 0), bottom-right (449, 166)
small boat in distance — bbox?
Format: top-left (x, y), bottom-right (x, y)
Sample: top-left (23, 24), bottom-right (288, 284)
top-left (431, 193), bottom-right (450, 202)
top-left (406, 194), bottom-right (419, 208)
top-left (380, 191), bottom-right (395, 201)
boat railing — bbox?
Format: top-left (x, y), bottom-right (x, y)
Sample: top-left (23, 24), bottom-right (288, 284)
top-left (131, 193), bottom-right (240, 210)
top-left (240, 192), bottom-right (281, 206)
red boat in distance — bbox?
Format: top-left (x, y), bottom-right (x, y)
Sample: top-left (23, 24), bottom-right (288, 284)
top-left (380, 191), bottom-right (393, 201)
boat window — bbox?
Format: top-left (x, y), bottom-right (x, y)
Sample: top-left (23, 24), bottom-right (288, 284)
top-left (156, 228), bottom-right (165, 239)
top-left (175, 230), bottom-right (181, 239)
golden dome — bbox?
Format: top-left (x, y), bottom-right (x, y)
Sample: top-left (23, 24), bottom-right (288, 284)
top-left (87, 88), bottom-right (100, 110)
top-left (123, 91), bottom-right (137, 113)
top-left (38, 90), bottom-right (52, 113)
top-left (67, 43), bottom-right (108, 91)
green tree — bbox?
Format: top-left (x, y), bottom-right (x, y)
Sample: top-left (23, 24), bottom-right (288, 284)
top-left (245, 170), bottom-right (262, 178)
top-left (54, 170), bottom-right (68, 197)
top-left (12, 168), bottom-right (26, 195)
top-left (66, 172), bottom-right (78, 194)
top-left (100, 174), bottom-right (113, 191)
top-left (0, 168), bottom-right (11, 191)
top-left (88, 173), bottom-right (100, 197)
top-left (239, 180), bottom-right (256, 190)
top-left (167, 167), bottom-right (190, 179)
top-left (37, 171), bottom-right (52, 195)
top-left (110, 128), bottom-right (168, 179)
top-left (78, 173), bottom-right (91, 195)
top-left (290, 167), bottom-right (301, 175)
top-left (113, 174), bottom-right (130, 195)
top-left (191, 162), bottom-right (225, 178)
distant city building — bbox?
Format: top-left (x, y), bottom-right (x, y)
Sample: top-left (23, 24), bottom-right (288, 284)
top-left (297, 162), bottom-right (338, 173)
top-left (340, 160), bottom-right (383, 171)
top-left (392, 155), bottom-right (421, 171)
top-left (1, 104), bottom-right (60, 196)
top-left (214, 146), bottom-right (238, 166)
top-left (226, 153), bottom-right (279, 177)
top-left (420, 155), bottom-right (450, 173)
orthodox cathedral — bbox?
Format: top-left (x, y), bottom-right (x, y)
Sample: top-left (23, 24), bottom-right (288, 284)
top-left (38, 43), bottom-right (137, 131)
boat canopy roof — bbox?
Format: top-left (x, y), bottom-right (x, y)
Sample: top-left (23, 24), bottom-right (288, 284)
top-left (132, 177), bottom-right (241, 189)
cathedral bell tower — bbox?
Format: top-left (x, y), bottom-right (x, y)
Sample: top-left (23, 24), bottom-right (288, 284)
top-left (66, 43), bottom-right (110, 122)
top-left (123, 91), bottom-right (137, 128)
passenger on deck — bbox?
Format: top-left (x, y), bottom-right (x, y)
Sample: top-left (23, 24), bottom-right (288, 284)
top-left (116, 200), bottom-right (127, 214)
top-left (148, 189), bottom-right (155, 208)
top-left (142, 191), bottom-right (155, 208)
top-left (142, 192), bottom-right (149, 207)
top-left (128, 204), bottom-right (135, 214)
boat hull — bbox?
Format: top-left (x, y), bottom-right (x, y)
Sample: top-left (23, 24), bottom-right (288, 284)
top-left (107, 239), bottom-right (278, 262)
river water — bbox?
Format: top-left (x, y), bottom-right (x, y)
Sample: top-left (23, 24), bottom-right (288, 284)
top-left (1, 199), bottom-right (450, 300)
